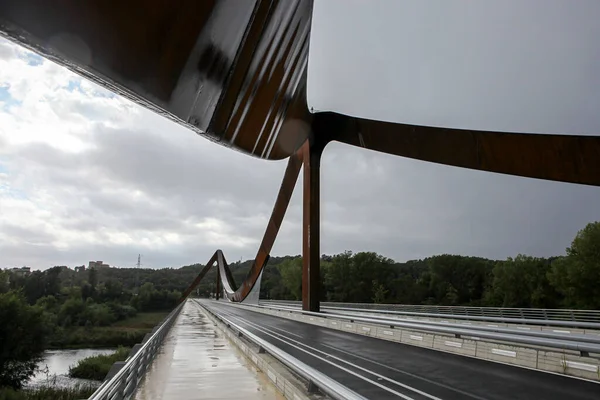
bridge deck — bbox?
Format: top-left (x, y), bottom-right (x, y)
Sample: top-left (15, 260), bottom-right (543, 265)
top-left (200, 300), bottom-right (599, 400)
top-left (134, 300), bottom-right (283, 400)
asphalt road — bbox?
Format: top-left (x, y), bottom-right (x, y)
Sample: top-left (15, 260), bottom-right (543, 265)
top-left (198, 300), bottom-right (599, 400)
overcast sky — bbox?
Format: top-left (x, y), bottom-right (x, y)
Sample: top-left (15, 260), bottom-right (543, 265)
top-left (0, 4), bottom-right (599, 270)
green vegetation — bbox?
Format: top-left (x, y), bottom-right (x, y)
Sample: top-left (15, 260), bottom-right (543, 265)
top-left (0, 292), bottom-right (48, 389)
top-left (2, 266), bottom-right (179, 351)
top-left (0, 386), bottom-right (95, 400)
top-left (267, 221), bottom-right (600, 310)
top-left (47, 312), bottom-right (167, 349)
top-left (69, 347), bottom-right (130, 381)
top-left (112, 311), bottom-right (168, 329)
top-left (0, 265), bottom-right (177, 388)
top-left (48, 327), bottom-right (147, 349)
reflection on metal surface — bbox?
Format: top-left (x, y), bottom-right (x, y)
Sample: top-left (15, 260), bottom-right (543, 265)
top-left (321, 112), bottom-right (600, 186)
top-left (243, 269), bottom-right (264, 305)
top-left (134, 301), bottom-right (283, 400)
top-left (0, 0), bottom-right (312, 160)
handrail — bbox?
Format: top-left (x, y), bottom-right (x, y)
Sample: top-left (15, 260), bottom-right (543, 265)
top-left (88, 302), bottom-right (184, 400)
top-left (199, 301), bottom-right (367, 400)
top-left (261, 300), bottom-right (600, 324)
top-left (254, 303), bottom-right (600, 354)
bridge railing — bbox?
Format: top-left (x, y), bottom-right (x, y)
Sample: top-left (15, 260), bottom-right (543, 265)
top-left (88, 302), bottom-right (185, 400)
top-left (261, 300), bottom-right (600, 323)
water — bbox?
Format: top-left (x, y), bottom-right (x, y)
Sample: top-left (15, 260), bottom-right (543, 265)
top-left (28, 348), bottom-right (115, 389)
top-left (135, 301), bottom-right (284, 400)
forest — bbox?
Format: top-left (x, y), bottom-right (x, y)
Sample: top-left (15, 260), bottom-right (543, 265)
top-left (1, 220), bottom-right (598, 390)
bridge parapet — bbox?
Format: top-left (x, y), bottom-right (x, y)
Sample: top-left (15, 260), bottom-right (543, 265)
top-left (87, 302), bottom-right (185, 400)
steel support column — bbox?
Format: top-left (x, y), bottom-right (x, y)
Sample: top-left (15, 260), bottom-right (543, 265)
top-left (302, 139), bottom-right (323, 312)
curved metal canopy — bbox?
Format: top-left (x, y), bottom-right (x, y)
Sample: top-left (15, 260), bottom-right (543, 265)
top-left (1, 0), bottom-right (598, 186)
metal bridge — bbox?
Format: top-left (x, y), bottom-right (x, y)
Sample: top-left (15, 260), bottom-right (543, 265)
top-left (2, 1), bottom-right (600, 399)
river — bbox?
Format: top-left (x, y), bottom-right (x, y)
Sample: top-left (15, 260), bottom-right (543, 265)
top-left (28, 348), bottom-right (115, 389)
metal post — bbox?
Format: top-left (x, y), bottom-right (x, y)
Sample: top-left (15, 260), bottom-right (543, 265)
top-left (302, 140), bottom-right (322, 312)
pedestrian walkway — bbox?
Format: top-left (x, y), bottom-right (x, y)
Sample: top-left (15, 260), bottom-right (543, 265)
top-left (134, 301), bottom-right (283, 400)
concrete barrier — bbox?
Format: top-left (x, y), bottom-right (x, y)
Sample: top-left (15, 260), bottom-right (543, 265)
top-left (400, 330), bottom-right (435, 349)
top-left (432, 335), bottom-right (477, 357)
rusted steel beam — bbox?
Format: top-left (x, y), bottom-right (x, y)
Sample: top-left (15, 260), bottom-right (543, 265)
top-left (178, 253), bottom-right (216, 302)
top-left (301, 139), bottom-right (322, 312)
top-left (316, 112), bottom-right (600, 186)
top-left (179, 145), bottom-right (305, 303)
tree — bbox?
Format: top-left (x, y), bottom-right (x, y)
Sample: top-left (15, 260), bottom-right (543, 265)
top-left (372, 280), bottom-right (388, 303)
top-left (59, 297), bottom-right (86, 326)
top-left (277, 258), bottom-right (302, 300)
top-left (424, 255), bottom-right (493, 306)
top-left (489, 255), bottom-right (558, 308)
top-left (23, 271), bottom-right (45, 304)
top-left (88, 267), bottom-right (98, 295)
top-left (548, 222), bottom-right (600, 309)
top-left (0, 270), bottom-right (9, 294)
top-left (0, 291), bottom-right (48, 389)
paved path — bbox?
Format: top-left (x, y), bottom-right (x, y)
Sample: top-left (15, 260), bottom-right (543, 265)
top-left (135, 301), bottom-right (283, 400)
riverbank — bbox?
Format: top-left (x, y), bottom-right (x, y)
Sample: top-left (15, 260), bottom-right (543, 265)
top-left (69, 347), bottom-right (130, 380)
top-left (29, 348), bottom-right (115, 388)
top-left (48, 312), bottom-right (168, 349)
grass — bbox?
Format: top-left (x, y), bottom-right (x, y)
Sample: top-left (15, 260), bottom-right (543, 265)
top-left (112, 312), bottom-right (168, 329)
top-left (0, 386), bottom-right (95, 400)
top-left (48, 327), bottom-right (147, 349)
top-left (68, 347), bottom-right (131, 381)
top-left (49, 312), bottom-right (169, 349)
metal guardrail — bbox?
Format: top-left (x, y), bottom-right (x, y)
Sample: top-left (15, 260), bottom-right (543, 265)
top-left (262, 300), bottom-right (600, 324)
top-left (263, 304), bottom-right (600, 341)
top-left (320, 306), bottom-right (600, 330)
top-left (199, 301), bottom-right (367, 400)
top-left (88, 302), bottom-right (184, 400)
top-left (256, 303), bottom-right (600, 355)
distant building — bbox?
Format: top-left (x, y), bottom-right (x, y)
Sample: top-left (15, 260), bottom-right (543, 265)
top-left (75, 265), bottom-right (86, 272)
top-left (88, 261), bottom-right (110, 269)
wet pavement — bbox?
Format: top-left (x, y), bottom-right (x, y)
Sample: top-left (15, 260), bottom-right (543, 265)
top-left (134, 300), bottom-right (284, 400)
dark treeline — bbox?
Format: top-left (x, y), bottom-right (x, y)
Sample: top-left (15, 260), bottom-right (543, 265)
top-left (254, 221), bottom-right (600, 310)
top-left (3, 220), bottom-right (599, 314)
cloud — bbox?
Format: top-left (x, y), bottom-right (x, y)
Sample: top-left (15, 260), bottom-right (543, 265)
top-left (0, 36), bottom-right (598, 271)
